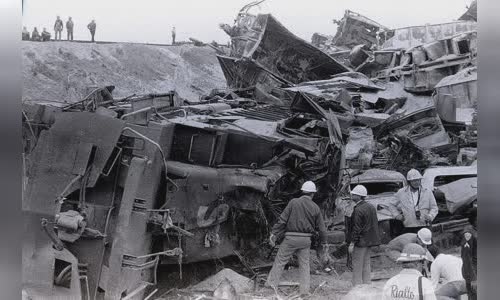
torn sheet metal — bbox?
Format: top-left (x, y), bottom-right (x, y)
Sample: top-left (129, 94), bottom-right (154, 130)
top-left (434, 66), bottom-right (477, 124)
top-left (351, 168), bottom-right (405, 183)
top-left (354, 113), bottom-right (391, 127)
top-left (332, 10), bottom-right (389, 48)
top-left (379, 21), bottom-right (477, 50)
top-left (293, 72), bottom-right (385, 92)
top-left (24, 112), bottom-right (124, 214)
top-left (220, 13), bottom-right (349, 86)
top-left (345, 127), bottom-right (374, 160)
top-left (459, 0), bottom-right (477, 22)
top-left (436, 177), bottom-right (477, 214)
top-left (216, 55), bottom-right (288, 104)
top-left (374, 107), bottom-right (451, 149)
top-left (376, 30), bottom-right (477, 94)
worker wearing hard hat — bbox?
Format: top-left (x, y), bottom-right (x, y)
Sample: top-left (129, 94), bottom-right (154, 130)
top-left (390, 169), bottom-right (438, 233)
top-left (348, 184), bottom-right (381, 286)
top-left (385, 228), bottom-right (437, 262)
top-left (266, 181), bottom-right (327, 295)
top-left (382, 243), bottom-right (437, 300)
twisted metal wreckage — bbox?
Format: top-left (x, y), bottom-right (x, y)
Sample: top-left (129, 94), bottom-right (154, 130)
top-left (22, 1), bottom-right (477, 299)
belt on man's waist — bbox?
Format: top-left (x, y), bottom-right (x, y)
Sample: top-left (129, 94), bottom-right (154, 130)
top-left (285, 232), bottom-right (313, 237)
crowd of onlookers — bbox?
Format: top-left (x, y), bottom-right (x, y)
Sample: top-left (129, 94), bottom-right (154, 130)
top-left (22, 16), bottom-right (97, 42)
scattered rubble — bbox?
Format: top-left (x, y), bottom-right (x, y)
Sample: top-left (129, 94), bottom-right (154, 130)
top-left (190, 268), bottom-right (253, 295)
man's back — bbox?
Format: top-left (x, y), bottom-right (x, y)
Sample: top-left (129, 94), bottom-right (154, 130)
top-left (383, 269), bottom-right (436, 300)
top-left (271, 195), bottom-right (326, 241)
top-left (430, 254), bottom-right (463, 289)
top-left (285, 196), bottom-right (322, 233)
top-left (388, 233), bottom-right (418, 251)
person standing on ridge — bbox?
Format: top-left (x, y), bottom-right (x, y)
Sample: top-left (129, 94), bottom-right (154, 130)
top-left (66, 17), bottom-right (74, 41)
top-left (87, 19), bottom-right (96, 42)
top-left (172, 26), bottom-right (176, 45)
top-left (54, 16), bottom-right (63, 40)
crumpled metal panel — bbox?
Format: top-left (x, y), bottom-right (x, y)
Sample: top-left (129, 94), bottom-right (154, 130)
top-left (24, 113), bottom-right (124, 214)
top-left (380, 21), bottom-right (476, 49)
top-left (332, 10), bottom-right (388, 48)
top-left (436, 177), bottom-right (477, 214)
top-left (351, 168), bottom-right (405, 183)
top-left (374, 107), bottom-right (451, 149)
top-left (220, 13), bottom-right (349, 90)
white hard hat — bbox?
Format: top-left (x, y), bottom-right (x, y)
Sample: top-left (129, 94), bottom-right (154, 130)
top-left (407, 169), bottom-right (423, 181)
top-left (301, 181), bottom-right (317, 193)
top-left (351, 185), bottom-right (368, 197)
top-left (397, 243), bottom-right (428, 262)
top-left (417, 228), bottom-right (432, 245)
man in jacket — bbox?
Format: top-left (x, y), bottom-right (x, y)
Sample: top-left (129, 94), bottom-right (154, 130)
top-left (87, 20), bottom-right (96, 42)
top-left (390, 169), bottom-right (438, 234)
top-left (172, 26), bottom-right (176, 45)
top-left (348, 184), bottom-right (381, 286)
top-left (22, 26), bottom-right (30, 40)
top-left (382, 243), bottom-right (436, 300)
top-left (66, 17), bottom-right (74, 41)
top-left (461, 224), bottom-right (477, 300)
top-left (54, 16), bottom-right (63, 40)
top-left (266, 181), bottom-right (327, 295)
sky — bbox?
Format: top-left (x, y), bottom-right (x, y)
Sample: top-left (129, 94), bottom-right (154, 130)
top-left (22, 0), bottom-right (473, 44)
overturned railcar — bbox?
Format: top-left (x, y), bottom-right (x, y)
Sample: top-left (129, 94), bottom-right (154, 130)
top-left (22, 92), bottom-right (345, 299)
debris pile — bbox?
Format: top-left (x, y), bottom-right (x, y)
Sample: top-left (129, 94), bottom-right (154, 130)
top-left (22, 1), bottom-right (477, 299)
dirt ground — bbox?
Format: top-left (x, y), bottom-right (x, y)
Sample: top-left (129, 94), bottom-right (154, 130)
top-left (22, 41), bottom-right (227, 103)
top-left (156, 245), bottom-right (464, 300)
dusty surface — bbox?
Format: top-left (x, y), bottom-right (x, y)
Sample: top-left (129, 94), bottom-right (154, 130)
top-left (157, 246), bottom-right (464, 299)
top-left (22, 41), bottom-right (227, 103)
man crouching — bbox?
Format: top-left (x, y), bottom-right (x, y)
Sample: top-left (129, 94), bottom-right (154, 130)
top-left (266, 181), bottom-right (327, 296)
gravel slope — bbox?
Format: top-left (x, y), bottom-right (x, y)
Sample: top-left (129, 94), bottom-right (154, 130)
top-left (22, 41), bottom-right (227, 103)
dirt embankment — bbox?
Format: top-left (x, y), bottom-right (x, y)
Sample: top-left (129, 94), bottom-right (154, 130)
top-left (22, 41), bottom-right (227, 103)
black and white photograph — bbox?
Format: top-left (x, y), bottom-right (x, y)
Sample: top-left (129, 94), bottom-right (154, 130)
top-left (19, 0), bottom-right (481, 299)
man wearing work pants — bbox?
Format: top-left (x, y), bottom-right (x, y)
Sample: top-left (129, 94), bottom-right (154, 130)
top-left (266, 181), bottom-right (327, 295)
top-left (348, 185), bottom-right (381, 286)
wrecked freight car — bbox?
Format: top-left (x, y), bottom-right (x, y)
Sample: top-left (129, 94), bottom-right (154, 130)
top-left (378, 21), bottom-right (477, 50)
top-left (22, 87), bottom-right (346, 299)
top-left (332, 10), bottom-right (389, 49)
top-left (218, 7), bottom-right (349, 99)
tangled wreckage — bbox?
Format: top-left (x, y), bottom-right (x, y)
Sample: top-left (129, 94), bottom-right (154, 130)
top-left (22, 2), bottom-right (477, 299)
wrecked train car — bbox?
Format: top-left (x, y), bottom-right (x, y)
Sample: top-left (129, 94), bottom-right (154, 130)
top-left (22, 90), bottom-right (346, 298)
top-left (332, 10), bottom-right (389, 49)
top-left (218, 11), bottom-right (349, 97)
top-left (378, 21), bottom-right (477, 50)
top-left (376, 31), bottom-right (477, 94)
top-left (433, 66), bottom-right (477, 125)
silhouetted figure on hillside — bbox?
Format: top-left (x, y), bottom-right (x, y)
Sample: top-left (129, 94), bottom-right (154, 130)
top-left (87, 19), bottom-right (96, 42)
top-left (41, 28), bottom-right (51, 41)
top-left (54, 16), bottom-right (63, 40)
top-left (66, 17), bottom-right (74, 41)
top-left (31, 27), bottom-right (41, 41)
top-left (22, 26), bottom-right (30, 40)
